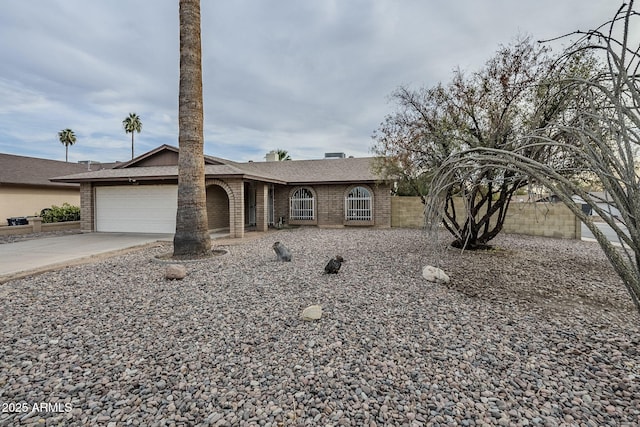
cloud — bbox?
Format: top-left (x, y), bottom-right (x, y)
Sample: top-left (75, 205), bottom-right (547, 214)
top-left (0, 0), bottom-right (621, 164)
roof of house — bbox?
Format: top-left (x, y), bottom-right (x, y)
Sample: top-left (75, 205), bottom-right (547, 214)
top-left (235, 157), bottom-right (380, 184)
top-left (0, 153), bottom-right (116, 188)
top-left (51, 145), bottom-right (383, 185)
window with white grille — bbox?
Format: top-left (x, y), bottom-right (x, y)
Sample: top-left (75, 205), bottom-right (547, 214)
top-left (345, 186), bottom-right (372, 221)
top-left (290, 188), bottom-right (315, 220)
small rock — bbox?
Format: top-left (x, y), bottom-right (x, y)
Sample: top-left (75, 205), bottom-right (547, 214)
top-left (422, 265), bottom-right (450, 283)
top-left (165, 264), bottom-right (187, 280)
top-left (301, 305), bottom-right (322, 321)
top-left (324, 256), bottom-right (344, 274)
top-left (273, 241), bottom-right (292, 262)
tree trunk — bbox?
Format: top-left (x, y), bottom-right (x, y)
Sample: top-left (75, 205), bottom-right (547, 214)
top-left (131, 133), bottom-right (134, 160)
top-left (173, 0), bottom-right (211, 257)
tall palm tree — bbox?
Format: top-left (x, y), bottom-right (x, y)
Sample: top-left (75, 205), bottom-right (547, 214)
top-left (122, 113), bottom-right (142, 160)
top-left (276, 149), bottom-right (291, 161)
top-left (58, 128), bottom-right (76, 162)
top-left (173, 0), bottom-right (211, 257)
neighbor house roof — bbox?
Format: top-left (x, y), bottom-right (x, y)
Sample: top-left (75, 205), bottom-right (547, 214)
top-left (51, 145), bottom-right (383, 185)
top-left (0, 153), bottom-right (115, 188)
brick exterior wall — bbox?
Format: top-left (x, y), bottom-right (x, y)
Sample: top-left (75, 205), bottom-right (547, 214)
top-left (255, 183), bottom-right (269, 232)
top-left (391, 196), bottom-right (581, 239)
top-left (206, 184), bottom-right (230, 230)
top-left (274, 183), bottom-right (391, 228)
top-left (225, 178), bottom-right (245, 238)
top-left (273, 185), bottom-right (291, 225)
top-left (82, 179), bottom-right (392, 236)
top-left (80, 182), bottom-right (94, 232)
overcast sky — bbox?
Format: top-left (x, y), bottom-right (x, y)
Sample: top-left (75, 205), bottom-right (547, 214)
top-left (0, 1), bottom-right (619, 163)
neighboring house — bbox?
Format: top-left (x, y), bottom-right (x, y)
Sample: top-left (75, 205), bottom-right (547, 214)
top-left (0, 153), bottom-right (115, 224)
top-left (51, 145), bottom-right (391, 237)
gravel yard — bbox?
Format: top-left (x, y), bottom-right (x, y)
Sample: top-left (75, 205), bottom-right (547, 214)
top-left (0, 228), bottom-right (639, 426)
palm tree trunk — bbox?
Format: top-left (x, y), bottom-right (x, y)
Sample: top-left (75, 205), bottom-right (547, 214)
top-left (65, 145), bottom-right (68, 162)
top-left (173, 0), bottom-right (211, 257)
top-left (131, 133), bottom-right (135, 160)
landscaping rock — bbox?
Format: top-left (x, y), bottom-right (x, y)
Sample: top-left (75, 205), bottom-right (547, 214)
top-left (324, 255), bottom-right (344, 274)
top-left (301, 305), bottom-right (322, 321)
top-left (422, 265), bottom-right (450, 283)
top-left (165, 264), bottom-right (187, 280)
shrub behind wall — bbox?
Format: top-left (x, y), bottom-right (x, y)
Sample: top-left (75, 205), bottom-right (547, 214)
top-left (40, 203), bottom-right (81, 223)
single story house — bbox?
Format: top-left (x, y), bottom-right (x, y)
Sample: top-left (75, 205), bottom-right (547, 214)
top-left (0, 153), bottom-right (113, 224)
top-left (51, 145), bottom-right (391, 237)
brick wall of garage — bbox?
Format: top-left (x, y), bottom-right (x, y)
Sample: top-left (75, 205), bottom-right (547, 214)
top-left (80, 182), bottom-right (94, 232)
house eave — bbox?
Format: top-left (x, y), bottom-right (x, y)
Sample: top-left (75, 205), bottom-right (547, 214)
top-left (1, 181), bottom-right (80, 188)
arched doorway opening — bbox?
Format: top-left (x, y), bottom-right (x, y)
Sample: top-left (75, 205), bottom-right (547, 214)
top-left (206, 184), bottom-right (230, 232)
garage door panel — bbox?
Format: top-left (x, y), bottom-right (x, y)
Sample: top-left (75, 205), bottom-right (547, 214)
top-left (95, 185), bottom-right (177, 233)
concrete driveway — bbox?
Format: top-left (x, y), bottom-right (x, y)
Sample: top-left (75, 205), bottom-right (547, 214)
top-left (0, 232), bottom-right (173, 283)
top-left (581, 221), bottom-right (629, 247)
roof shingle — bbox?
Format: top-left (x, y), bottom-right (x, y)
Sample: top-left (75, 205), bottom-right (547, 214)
top-left (0, 153), bottom-right (114, 188)
top-left (50, 145), bottom-right (383, 185)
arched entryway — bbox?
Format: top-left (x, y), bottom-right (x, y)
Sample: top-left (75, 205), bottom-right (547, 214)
top-left (206, 185), bottom-right (230, 231)
top-left (205, 179), bottom-right (237, 236)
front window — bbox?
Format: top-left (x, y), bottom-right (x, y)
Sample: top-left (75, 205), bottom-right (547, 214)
top-left (290, 188), bottom-right (314, 220)
top-left (345, 186), bottom-right (372, 221)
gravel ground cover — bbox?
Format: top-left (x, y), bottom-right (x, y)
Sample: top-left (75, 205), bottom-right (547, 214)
top-left (0, 228), bottom-right (639, 426)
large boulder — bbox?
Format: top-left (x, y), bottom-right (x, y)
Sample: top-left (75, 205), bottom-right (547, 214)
top-left (422, 266), bottom-right (450, 284)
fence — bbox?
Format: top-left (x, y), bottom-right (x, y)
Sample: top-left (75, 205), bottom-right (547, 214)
top-left (391, 196), bottom-right (581, 239)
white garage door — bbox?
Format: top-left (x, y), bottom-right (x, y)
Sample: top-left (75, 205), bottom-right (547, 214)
top-left (95, 185), bottom-right (177, 233)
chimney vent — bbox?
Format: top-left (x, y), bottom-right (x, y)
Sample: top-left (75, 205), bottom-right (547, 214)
top-left (265, 151), bottom-right (278, 162)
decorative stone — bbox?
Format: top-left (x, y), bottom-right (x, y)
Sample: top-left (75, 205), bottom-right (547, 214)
top-left (422, 265), bottom-right (450, 283)
top-left (165, 264), bottom-right (187, 280)
top-left (273, 241), bottom-right (292, 262)
top-left (324, 255), bottom-right (344, 274)
top-left (301, 305), bottom-right (322, 321)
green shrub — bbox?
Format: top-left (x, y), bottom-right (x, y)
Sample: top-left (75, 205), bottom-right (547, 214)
top-left (39, 203), bottom-right (81, 223)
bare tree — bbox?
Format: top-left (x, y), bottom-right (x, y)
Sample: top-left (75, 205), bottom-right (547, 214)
top-left (373, 38), bottom-right (585, 249)
top-left (426, 2), bottom-right (640, 310)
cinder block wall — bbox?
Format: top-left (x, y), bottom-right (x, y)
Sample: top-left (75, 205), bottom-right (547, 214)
top-left (391, 197), bottom-right (425, 228)
top-left (391, 196), bottom-right (581, 239)
top-left (503, 202), bottom-right (581, 239)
